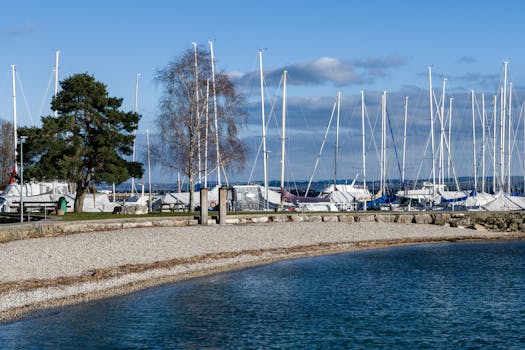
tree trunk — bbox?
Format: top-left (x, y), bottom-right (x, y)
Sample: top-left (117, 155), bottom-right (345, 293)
top-left (74, 181), bottom-right (88, 213)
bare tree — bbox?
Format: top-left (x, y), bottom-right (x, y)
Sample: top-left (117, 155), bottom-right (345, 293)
top-left (0, 120), bottom-right (15, 188)
top-left (154, 45), bottom-right (247, 212)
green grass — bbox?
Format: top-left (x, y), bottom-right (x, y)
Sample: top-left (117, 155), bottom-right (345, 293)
top-left (59, 211), bottom-right (204, 221)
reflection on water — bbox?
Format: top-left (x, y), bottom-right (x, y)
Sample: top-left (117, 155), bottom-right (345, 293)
top-left (1, 240), bottom-right (524, 349)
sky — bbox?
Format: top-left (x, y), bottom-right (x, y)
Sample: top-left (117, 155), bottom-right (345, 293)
top-left (1, 0), bottom-right (525, 186)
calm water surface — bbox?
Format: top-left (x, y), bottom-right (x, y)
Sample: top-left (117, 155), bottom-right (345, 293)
top-left (1, 240), bottom-right (524, 349)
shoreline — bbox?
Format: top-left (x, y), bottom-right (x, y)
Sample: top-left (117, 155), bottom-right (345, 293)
top-left (1, 221), bottom-right (524, 323)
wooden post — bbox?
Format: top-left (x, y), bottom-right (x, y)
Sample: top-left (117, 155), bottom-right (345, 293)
top-left (200, 188), bottom-right (208, 225)
top-left (219, 187), bottom-right (227, 224)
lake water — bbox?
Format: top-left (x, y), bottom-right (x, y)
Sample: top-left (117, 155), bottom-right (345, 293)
top-left (1, 240), bottom-right (524, 349)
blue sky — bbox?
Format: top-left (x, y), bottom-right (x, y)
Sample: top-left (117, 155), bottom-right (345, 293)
top-left (1, 1), bottom-right (524, 185)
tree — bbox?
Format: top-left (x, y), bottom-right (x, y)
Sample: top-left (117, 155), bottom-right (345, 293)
top-left (20, 73), bottom-right (143, 212)
top-left (154, 45), bottom-right (247, 212)
top-left (0, 120), bottom-right (15, 187)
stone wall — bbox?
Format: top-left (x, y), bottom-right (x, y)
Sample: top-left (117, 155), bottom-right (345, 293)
top-left (1, 211), bottom-right (525, 244)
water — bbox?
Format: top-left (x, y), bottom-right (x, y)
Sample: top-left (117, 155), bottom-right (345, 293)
top-left (1, 241), bottom-right (525, 349)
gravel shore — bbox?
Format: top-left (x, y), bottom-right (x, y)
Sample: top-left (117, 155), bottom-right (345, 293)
top-left (1, 221), bottom-right (523, 322)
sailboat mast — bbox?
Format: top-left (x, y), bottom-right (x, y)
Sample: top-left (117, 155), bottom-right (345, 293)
top-left (402, 96), bottom-right (408, 185)
top-left (209, 40), bottom-right (221, 187)
top-left (500, 61), bottom-right (508, 191)
top-left (472, 90), bottom-right (477, 192)
top-left (258, 50), bottom-right (268, 210)
top-left (447, 97), bottom-right (453, 181)
top-left (481, 93), bottom-right (486, 193)
top-left (361, 91), bottom-right (366, 192)
top-left (334, 91), bottom-right (341, 187)
top-left (428, 67), bottom-right (436, 191)
top-left (54, 50), bottom-right (60, 118)
top-left (146, 129), bottom-right (152, 212)
top-left (193, 42), bottom-right (202, 185)
top-left (280, 70), bottom-right (287, 207)
top-left (204, 79), bottom-right (210, 189)
top-left (507, 82), bottom-right (512, 194)
top-left (493, 95), bottom-right (497, 193)
top-left (131, 73), bottom-right (140, 197)
top-left (11, 65), bottom-right (17, 157)
top-left (439, 78), bottom-right (447, 187)
top-left (381, 91), bottom-right (387, 195)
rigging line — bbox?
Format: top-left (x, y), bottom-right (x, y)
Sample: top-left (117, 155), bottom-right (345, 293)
top-left (386, 107), bottom-right (403, 180)
top-left (15, 71), bottom-right (34, 126)
top-left (305, 100), bottom-right (337, 196)
top-left (38, 69), bottom-right (55, 120)
top-left (246, 74), bottom-right (284, 184)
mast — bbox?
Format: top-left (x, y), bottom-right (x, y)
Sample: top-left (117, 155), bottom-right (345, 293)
top-left (258, 50), bottom-right (268, 210)
top-left (501, 61), bottom-right (508, 191)
top-left (500, 86), bottom-right (505, 191)
top-left (334, 91), bottom-right (341, 187)
top-left (193, 42), bottom-right (201, 185)
top-left (361, 90), bottom-right (367, 211)
top-left (381, 91), bottom-right (387, 195)
top-left (481, 93), bottom-right (486, 193)
top-left (402, 96), bottom-right (408, 184)
top-left (54, 50), bottom-right (60, 118)
top-left (361, 91), bottom-right (366, 191)
top-left (11, 65), bottom-right (17, 158)
top-left (146, 129), bottom-right (152, 213)
top-left (131, 73), bottom-right (140, 197)
top-left (471, 90), bottom-right (477, 192)
top-left (209, 40), bottom-right (221, 187)
top-left (493, 95), bottom-right (497, 193)
top-left (439, 78), bottom-right (447, 187)
top-left (507, 82), bottom-right (512, 194)
top-left (280, 70), bottom-right (287, 207)
top-left (447, 97), bottom-right (453, 181)
top-left (428, 67), bottom-right (436, 191)
top-left (204, 79), bottom-right (210, 188)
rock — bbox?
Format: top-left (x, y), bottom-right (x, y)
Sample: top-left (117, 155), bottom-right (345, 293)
top-left (414, 213), bottom-right (433, 224)
top-left (472, 223), bottom-right (488, 232)
top-left (375, 214), bottom-right (396, 223)
top-left (356, 214), bottom-right (375, 223)
top-left (339, 215), bottom-right (355, 223)
top-left (396, 215), bottom-right (414, 224)
top-left (322, 215), bottom-right (339, 222)
top-left (308, 216), bottom-right (322, 222)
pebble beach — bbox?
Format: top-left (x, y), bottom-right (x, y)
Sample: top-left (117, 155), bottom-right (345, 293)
top-left (1, 221), bottom-right (524, 322)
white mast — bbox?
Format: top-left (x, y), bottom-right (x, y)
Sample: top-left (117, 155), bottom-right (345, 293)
top-left (11, 65), bottom-right (17, 156)
top-left (501, 61), bottom-right (508, 191)
top-left (493, 95), bottom-right (497, 193)
top-left (447, 97), bottom-right (454, 179)
top-left (361, 91), bottom-right (367, 191)
top-left (204, 79), bottom-right (210, 189)
top-left (54, 50), bottom-right (60, 118)
top-left (381, 91), bottom-right (387, 195)
top-left (258, 50), bottom-right (268, 210)
top-left (428, 67), bottom-right (436, 191)
top-left (146, 129), bottom-right (152, 212)
top-left (481, 93), bottom-right (486, 193)
top-left (402, 96), bottom-right (408, 184)
top-left (280, 70), bottom-right (287, 207)
top-left (507, 82), bottom-right (512, 194)
top-left (334, 91), bottom-right (341, 187)
top-left (471, 90), bottom-right (477, 192)
top-left (439, 78), bottom-right (447, 187)
top-left (209, 40), bottom-right (221, 187)
top-left (500, 86), bottom-right (505, 191)
top-left (361, 90), bottom-right (367, 211)
top-left (193, 42), bottom-right (201, 185)
top-left (131, 73), bottom-right (140, 197)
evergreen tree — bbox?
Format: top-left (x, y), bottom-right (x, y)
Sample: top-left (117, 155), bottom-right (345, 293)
top-left (21, 73), bottom-right (143, 212)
